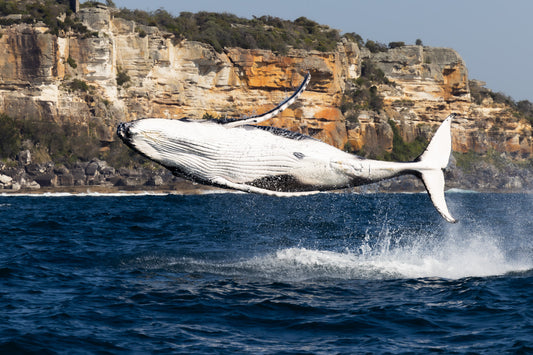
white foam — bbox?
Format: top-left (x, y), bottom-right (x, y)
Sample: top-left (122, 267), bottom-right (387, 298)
top-left (0, 189), bottom-right (244, 197)
top-left (359, 234), bottom-right (528, 279)
top-left (244, 237), bottom-right (532, 280)
top-left (210, 222), bottom-right (533, 281)
top-left (128, 228), bottom-right (532, 281)
top-left (1, 191), bottom-right (170, 197)
top-left (446, 188), bottom-right (479, 194)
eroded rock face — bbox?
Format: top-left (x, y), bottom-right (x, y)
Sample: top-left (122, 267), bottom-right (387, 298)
top-left (0, 6), bottom-right (531, 164)
top-left (370, 46), bottom-right (469, 101)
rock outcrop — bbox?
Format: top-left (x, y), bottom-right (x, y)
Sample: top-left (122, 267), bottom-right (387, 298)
top-left (0, 6), bottom-right (531, 192)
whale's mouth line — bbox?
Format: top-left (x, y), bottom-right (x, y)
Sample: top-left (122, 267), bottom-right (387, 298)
top-left (116, 122), bottom-right (141, 153)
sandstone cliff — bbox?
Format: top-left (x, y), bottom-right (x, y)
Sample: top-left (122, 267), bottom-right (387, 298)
top-left (0, 6), bottom-right (531, 191)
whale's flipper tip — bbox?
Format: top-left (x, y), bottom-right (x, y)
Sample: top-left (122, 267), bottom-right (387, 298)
top-left (224, 72), bottom-right (311, 128)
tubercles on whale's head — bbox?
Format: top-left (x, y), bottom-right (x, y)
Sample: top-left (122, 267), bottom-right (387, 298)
top-left (117, 120), bottom-right (152, 146)
top-left (117, 122), bottom-right (133, 142)
top-left (116, 119), bottom-right (170, 164)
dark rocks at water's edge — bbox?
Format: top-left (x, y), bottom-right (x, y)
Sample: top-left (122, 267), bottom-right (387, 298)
top-left (445, 155), bottom-right (533, 192)
top-left (0, 150), bottom-right (532, 194)
top-left (0, 152), bottom-right (211, 194)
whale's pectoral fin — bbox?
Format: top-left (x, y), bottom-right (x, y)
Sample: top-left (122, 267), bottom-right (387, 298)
top-left (222, 72), bottom-right (311, 128)
top-left (212, 177), bottom-right (319, 197)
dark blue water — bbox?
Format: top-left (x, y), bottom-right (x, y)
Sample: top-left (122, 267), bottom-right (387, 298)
top-left (1, 191), bottom-right (532, 354)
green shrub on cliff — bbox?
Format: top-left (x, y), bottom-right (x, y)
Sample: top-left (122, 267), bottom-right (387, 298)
top-left (364, 40), bottom-right (388, 53)
top-left (349, 120), bottom-right (428, 162)
top-left (1, 2), bottom-right (360, 53)
top-left (115, 9), bottom-right (350, 53)
top-left (0, 0), bottom-right (95, 37)
top-left (470, 80), bottom-right (533, 126)
top-left (517, 100), bottom-right (533, 125)
top-left (388, 41), bottom-right (405, 49)
top-left (0, 113), bottom-right (106, 164)
top-left (343, 32), bottom-right (364, 47)
top-left (340, 59), bottom-right (389, 115)
top-left (116, 69), bottom-right (130, 86)
top-left (0, 1), bottom-right (19, 16)
top-left (386, 120), bottom-right (428, 162)
top-left (454, 149), bottom-right (516, 174)
top-left (0, 113), bottom-right (21, 159)
top-left (68, 79), bottom-right (90, 92)
top-left (67, 56), bottom-right (77, 68)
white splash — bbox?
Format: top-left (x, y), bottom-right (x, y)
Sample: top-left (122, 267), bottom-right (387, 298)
top-left (357, 232), bottom-right (529, 279)
top-left (242, 234), bottom-right (532, 281)
top-left (137, 220), bottom-right (532, 281)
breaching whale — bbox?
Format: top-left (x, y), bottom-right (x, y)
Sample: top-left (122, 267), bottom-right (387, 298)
top-left (117, 73), bottom-right (457, 222)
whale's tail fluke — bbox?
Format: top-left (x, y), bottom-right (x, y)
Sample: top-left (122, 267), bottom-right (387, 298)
top-left (414, 114), bottom-right (457, 223)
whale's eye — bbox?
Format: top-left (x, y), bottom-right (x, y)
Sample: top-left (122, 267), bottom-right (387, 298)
top-left (293, 152), bottom-right (305, 159)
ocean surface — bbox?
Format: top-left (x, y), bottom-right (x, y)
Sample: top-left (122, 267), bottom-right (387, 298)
top-left (0, 191), bottom-right (532, 354)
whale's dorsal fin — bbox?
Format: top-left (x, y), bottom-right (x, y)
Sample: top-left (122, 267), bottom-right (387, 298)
top-left (220, 72), bottom-right (311, 128)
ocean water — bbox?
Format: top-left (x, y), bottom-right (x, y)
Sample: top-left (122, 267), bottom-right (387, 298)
top-left (0, 191), bottom-right (532, 354)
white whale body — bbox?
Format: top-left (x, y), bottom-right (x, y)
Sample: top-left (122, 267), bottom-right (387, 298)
top-left (117, 73), bottom-right (457, 222)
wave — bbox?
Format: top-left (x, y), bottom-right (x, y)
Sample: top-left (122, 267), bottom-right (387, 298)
top-left (446, 188), bottom-right (479, 194)
top-left (0, 189), bottom-right (245, 197)
top-left (246, 240), bottom-right (531, 280)
top-left (6, 188), bottom-right (529, 198)
top-left (0, 191), bottom-right (195, 198)
top-left (129, 235), bottom-right (532, 282)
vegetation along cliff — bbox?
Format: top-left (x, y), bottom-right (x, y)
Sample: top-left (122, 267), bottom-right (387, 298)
top-left (0, 0), bottom-right (532, 192)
